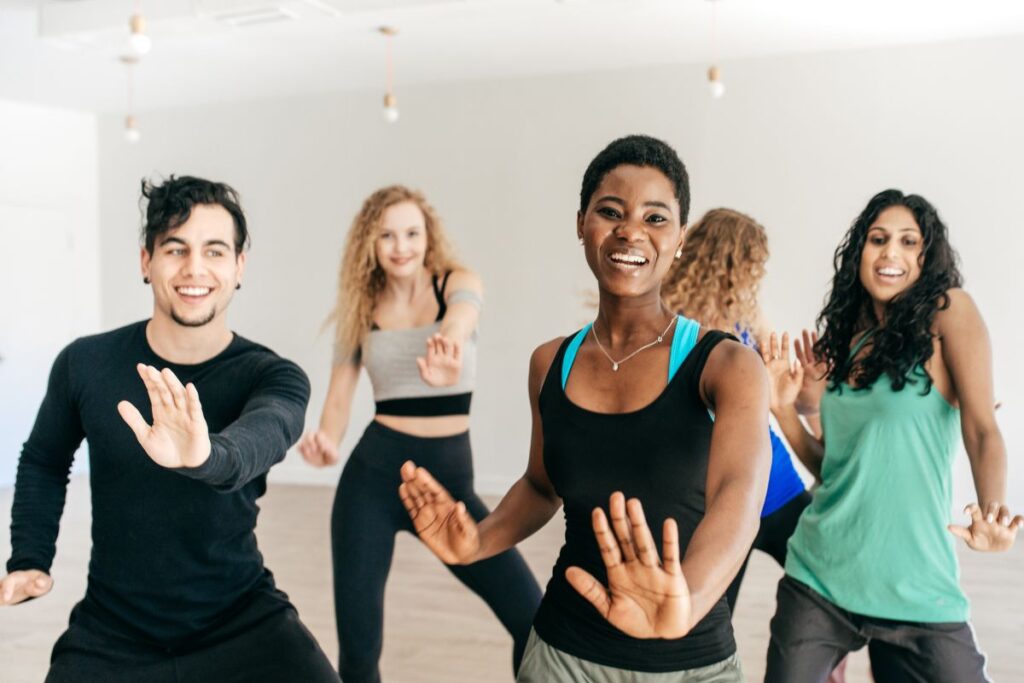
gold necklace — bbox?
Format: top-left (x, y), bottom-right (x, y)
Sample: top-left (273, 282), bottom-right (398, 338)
top-left (591, 316), bottom-right (677, 372)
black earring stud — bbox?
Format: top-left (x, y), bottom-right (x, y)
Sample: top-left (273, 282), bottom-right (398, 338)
top-left (143, 277), bottom-right (150, 285)
top-left (236, 283), bottom-right (241, 290)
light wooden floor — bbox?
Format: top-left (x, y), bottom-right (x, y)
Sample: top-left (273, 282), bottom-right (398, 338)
top-left (1, 477), bottom-right (1021, 682)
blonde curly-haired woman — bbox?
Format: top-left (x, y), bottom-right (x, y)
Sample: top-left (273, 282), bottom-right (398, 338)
top-left (299, 186), bottom-right (541, 682)
top-left (662, 208), bottom-right (847, 682)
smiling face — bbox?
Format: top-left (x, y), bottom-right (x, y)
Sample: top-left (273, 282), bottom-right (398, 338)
top-left (578, 164), bottom-right (684, 299)
top-left (858, 205), bottom-right (924, 311)
top-left (141, 203), bottom-right (245, 328)
top-left (374, 200), bottom-right (429, 280)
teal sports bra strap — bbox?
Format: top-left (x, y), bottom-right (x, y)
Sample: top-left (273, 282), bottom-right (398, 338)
top-left (669, 315), bottom-right (701, 380)
top-left (561, 316), bottom-right (699, 390)
top-left (561, 324), bottom-right (591, 390)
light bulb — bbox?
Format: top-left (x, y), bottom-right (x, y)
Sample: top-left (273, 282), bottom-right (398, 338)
top-left (383, 93), bottom-right (399, 123)
top-left (707, 65), bottom-right (725, 99)
top-left (124, 115), bottom-right (141, 143)
top-left (129, 15), bottom-right (151, 56)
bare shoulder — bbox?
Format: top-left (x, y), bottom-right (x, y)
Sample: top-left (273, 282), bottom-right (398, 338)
top-left (704, 336), bottom-right (763, 375)
top-left (528, 337), bottom-right (567, 397)
top-left (701, 335), bottom-right (767, 406)
top-left (935, 288), bottom-right (984, 335)
top-left (446, 269), bottom-right (483, 294)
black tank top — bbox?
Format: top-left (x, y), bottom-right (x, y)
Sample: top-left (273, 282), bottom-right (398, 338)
top-left (532, 329), bottom-right (736, 672)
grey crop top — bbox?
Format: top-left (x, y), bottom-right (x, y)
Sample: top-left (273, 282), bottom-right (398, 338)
top-left (337, 272), bottom-right (481, 417)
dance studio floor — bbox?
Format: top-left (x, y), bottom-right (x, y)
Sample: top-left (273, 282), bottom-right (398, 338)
top-left (1, 477), bottom-right (1021, 682)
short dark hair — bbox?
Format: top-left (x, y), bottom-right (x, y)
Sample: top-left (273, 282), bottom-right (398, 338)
top-left (579, 135), bottom-right (690, 223)
top-left (140, 175), bottom-right (250, 254)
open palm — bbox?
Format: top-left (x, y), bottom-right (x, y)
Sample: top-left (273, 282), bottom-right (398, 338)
top-left (117, 364), bottom-right (211, 469)
top-left (416, 334), bottom-right (462, 388)
top-left (949, 502), bottom-right (1023, 552)
top-left (566, 492), bottom-right (691, 639)
top-left (399, 461), bottom-right (480, 565)
top-left (759, 332), bottom-right (804, 413)
top-left (794, 329), bottom-right (828, 415)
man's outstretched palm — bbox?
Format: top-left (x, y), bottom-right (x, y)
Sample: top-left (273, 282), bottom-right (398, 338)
top-left (566, 492), bottom-right (692, 639)
top-left (117, 364), bottom-right (211, 469)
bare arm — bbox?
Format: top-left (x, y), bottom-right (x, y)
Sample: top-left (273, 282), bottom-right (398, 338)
top-left (298, 359), bottom-right (360, 468)
top-left (437, 269), bottom-right (483, 345)
top-left (940, 289), bottom-right (1022, 550)
top-left (472, 340), bottom-right (563, 560)
top-left (760, 332), bottom-right (825, 481)
top-left (681, 340), bottom-right (771, 627)
top-left (400, 339), bottom-right (563, 564)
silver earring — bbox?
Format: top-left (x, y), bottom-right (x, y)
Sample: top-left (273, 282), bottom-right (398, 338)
top-left (675, 248), bottom-right (683, 259)
top-left (578, 238), bottom-right (584, 245)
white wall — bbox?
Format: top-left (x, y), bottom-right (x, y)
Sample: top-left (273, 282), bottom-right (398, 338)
top-left (0, 101), bottom-right (100, 487)
top-left (96, 35), bottom-right (1024, 509)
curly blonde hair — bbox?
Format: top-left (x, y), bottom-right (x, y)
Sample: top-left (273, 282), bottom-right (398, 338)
top-left (661, 208), bottom-right (768, 332)
top-left (328, 186), bottom-right (460, 360)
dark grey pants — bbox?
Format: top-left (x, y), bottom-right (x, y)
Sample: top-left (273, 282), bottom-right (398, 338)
top-left (765, 576), bottom-right (990, 683)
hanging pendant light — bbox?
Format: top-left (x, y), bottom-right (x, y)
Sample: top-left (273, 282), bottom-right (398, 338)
top-left (121, 56), bottom-right (141, 143)
top-left (128, 1), bottom-right (152, 56)
top-left (708, 66), bottom-right (726, 99)
top-left (380, 26), bottom-right (399, 123)
top-left (706, 0), bottom-right (725, 99)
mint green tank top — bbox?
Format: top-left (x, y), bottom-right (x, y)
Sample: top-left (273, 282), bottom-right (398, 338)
top-left (785, 335), bottom-right (969, 622)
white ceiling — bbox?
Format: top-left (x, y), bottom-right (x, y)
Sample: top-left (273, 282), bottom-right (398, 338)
top-left (2, 0), bottom-right (1024, 113)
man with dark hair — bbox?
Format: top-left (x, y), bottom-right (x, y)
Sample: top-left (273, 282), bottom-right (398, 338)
top-left (1, 176), bottom-right (339, 682)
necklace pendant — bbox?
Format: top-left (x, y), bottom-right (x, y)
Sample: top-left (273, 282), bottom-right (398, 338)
top-left (657, 336), bottom-right (663, 343)
top-left (612, 362), bottom-right (619, 372)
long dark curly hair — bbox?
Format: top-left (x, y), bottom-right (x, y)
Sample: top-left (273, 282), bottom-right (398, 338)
top-left (815, 189), bottom-right (962, 393)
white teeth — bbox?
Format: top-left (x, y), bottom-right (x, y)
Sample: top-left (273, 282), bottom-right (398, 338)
top-left (609, 253), bottom-right (648, 265)
top-left (177, 286), bottom-right (211, 296)
top-left (878, 268), bottom-right (904, 276)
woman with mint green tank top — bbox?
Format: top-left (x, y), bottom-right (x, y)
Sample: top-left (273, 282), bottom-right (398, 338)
top-left (762, 189), bottom-right (1022, 683)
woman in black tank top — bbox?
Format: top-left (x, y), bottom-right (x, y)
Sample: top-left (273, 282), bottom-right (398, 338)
top-left (400, 136), bottom-right (771, 680)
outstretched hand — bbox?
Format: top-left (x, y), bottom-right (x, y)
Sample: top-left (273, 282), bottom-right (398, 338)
top-left (758, 332), bottom-right (804, 413)
top-left (399, 461), bottom-right (481, 565)
top-left (566, 492), bottom-right (691, 639)
top-left (416, 334), bottom-right (462, 387)
top-left (948, 502), bottom-right (1022, 552)
top-left (793, 329), bottom-right (828, 415)
top-left (117, 364), bottom-right (211, 469)
top-left (297, 430), bottom-right (340, 468)
top-left (0, 570), bottom-right (53, 606)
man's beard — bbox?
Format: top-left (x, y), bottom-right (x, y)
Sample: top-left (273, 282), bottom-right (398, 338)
top-left (171, 306), bottom-right (217, 328)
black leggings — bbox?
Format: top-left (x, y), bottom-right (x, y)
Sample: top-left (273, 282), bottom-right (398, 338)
top-left (725, 489), bottom-right (812, 611)
top-left (331, 421), bottom-right (542, 683)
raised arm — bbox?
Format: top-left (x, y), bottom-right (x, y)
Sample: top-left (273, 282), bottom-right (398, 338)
top-left (119, 359), bottom-right (311, 493)
top-left (3, 345), bottom-right (83, 605)
top-left (939, 289), bottom-right (1022, 550)
top-left (681, 340), bottom-right (771, 627)
top-left (417, 269), bottom-right (484, 387)
top-left (437, 269), bottom-right (483, 344)
top-left (400, 338), bottom-right (563, 564)
top-left (761, 332), bottom-right (825, 480)
top-left (298, 358), bottom-right (360, 467)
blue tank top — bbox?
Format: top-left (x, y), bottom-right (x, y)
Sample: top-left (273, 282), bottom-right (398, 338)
top-left (735, 325), bottom-right (806, 517)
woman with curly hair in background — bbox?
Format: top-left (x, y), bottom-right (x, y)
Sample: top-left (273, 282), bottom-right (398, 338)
top-left (762, 189), bottom-right (1022, 682)
top-left (298, 186), bottom-right (541, 682)
top-left (663, 210), bottom-right (848, 683)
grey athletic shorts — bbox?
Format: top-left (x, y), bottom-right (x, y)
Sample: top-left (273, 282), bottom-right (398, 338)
top-left (516, 629), bottom-right (745, 683)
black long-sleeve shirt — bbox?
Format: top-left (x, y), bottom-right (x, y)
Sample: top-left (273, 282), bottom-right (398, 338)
top-left (6, 321), bottom-right (311, 644)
